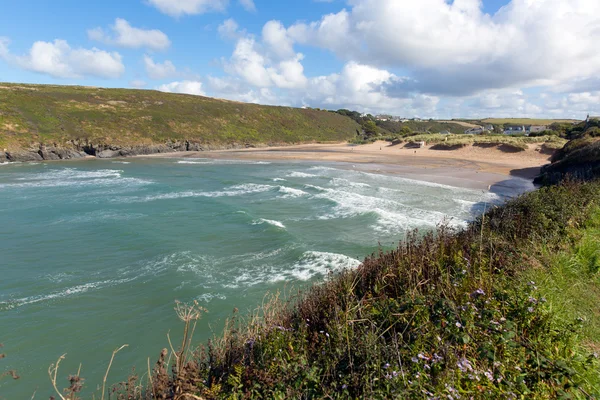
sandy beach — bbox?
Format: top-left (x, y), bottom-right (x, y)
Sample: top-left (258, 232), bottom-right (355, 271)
top-left (144, 141), bottom-right (552, 193)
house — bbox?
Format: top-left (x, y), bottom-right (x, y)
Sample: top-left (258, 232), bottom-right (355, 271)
top-left (465, 127), bottom-right (484, 135)
top-left (529, 125), bottom-right (548, 134)
top-left (504, 125), bottom-right (526, 135)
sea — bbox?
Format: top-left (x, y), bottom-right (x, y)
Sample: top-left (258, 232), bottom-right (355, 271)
top-left (0, 157), bottom-right (534, 397)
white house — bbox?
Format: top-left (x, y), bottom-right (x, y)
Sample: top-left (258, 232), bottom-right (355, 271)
top-left (465, 127), bottom-right (484, 135)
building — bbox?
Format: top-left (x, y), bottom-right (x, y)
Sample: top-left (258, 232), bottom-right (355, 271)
top-left (529, 125), bottom-right (548, 134)
top-left (484, 125), bottom-right (494, 132)
top-left (465, 127), bottom-right (484, 135)
top-left (504, 125), bottom-right (526, 135)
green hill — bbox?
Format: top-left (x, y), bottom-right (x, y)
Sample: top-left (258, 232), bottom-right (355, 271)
top-left (0, 83), bottom-right (360, 160)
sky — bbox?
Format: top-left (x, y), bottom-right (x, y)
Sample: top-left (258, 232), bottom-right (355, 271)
top-left (1, 0), bottom-right (599, 119)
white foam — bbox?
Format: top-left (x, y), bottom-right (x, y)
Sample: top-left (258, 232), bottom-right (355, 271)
top-left (331, 178), bottom-right (371, 189)
top-left (177, 159), bottom-right (271, 165)
top-left (253, 218), bottom-right (286, 229)
top-left (288, 171), bottom-right (317, 178)
top-left (273, 251), bottom-right (362, 282)
top-left (196, 293), bottom-right (227, 302)
top-left (112, 161), bottom-right (131, 164)
top-left (51, 210), bottom-right (146, 224)
top-left (2, 168), bottom-right (152, 189)
top-left (0, 278), bottom-right (134, 310)
top-left (272, 178), bottom-right (287, 182)
top-left (315, 187), bottom-right (460, 233)
top-left (122, 183), bottom-right (274, 203)
top-left (278, 186), bottom-right (307, 198)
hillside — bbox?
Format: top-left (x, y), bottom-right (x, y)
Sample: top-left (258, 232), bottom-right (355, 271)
top-left (0, 83), bottom-right (360, 161)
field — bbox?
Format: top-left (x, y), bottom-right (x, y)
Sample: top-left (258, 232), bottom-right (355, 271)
top-left (0, 83), bottom-right (360, 150)
top-left (480, 118), bottom-right (579, 125)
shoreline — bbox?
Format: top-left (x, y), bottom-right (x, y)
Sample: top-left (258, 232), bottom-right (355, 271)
top-left (140, 141), bottom-right (551, 193)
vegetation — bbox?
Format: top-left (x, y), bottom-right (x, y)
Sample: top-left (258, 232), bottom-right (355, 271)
top-left (536, 119), bottom-right (600, 184)
top-left (28, 179), bottom-right (600, 399)
top-left (0, 84), bottom-right (360, 150)
top-left (479, 118), bottom-right (578, 125)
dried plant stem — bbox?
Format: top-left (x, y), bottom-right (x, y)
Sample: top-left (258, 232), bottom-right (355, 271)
top-left (147, 357), bottom-right (155, 400)
top-left (101, 344), bottom-right (128, 400)
top-left (48, 354), bottom-right (67, 400)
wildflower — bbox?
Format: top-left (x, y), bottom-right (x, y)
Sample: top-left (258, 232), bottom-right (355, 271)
top-left (528, 281), bottom-right (536, 286)
top-left (527, 307), bottom-right (534, 313)
top-left (432, 353), bottom-right (443, 363)
top-left (342, 384), bottom-right (348, 390)
top-left (462, 269), bottom-right (467, 275)
top-left (411, 357), bottom-right (419, 363)
top-left (383, 363), bottom-right (390, 369)
top-left (473, 288), bottom-right (485, 296)
top-left (527, 296), bottom-right (537, 304)
top-left (540, 297), bottom-right (547, 303)
top-left (424, 364), bottom-right (431, 370)
top-left (455, 322), bottom-right (462, 328)
top-left (418, 353), bottom-right (430, 361)
top-left (457, 358), bottom-right (473, 373)
top-left (500, 317), bottom-right (506, 322)
top-left (484, 370), bottom-right (494, 382)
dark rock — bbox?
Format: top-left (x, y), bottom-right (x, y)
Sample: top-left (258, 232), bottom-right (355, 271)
top-left (6, 150), bottom-right (43, 162)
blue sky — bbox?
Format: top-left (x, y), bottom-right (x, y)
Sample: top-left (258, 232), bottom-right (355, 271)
top-left (1, 0), bottom-right (599, 118)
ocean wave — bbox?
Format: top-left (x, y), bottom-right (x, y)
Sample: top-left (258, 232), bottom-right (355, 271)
top-left (118, 183), bottom-right (275, 203)
top-left (278, 186), bottom-right (307, 198)
top-left (272, 178), bottom-right (287, 182)
top-left (51, 210), bottom-right (147, 224)
top-left (112, 161), bottom-right (131, 164)
top-left (252, 218), bottom-right (286, 229)
top-left (196, 293), bottom-right (227, 303)
top-left (0, 278), bottom-right (135, 310)
top-left (177, 159), bottom-right (271, 165)
top-left (18, 168), bottom-right (123, 181)
top-left (314, 187), bottom-right (460, 233)
top-left (288, 171), bottom-right (317, 178)
top-left (331, 178), bottom-right (371, 189)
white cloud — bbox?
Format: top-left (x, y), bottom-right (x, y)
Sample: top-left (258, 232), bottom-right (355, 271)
top-left (0, 37), bottom-right (9, 57)
top-left (286, 0), bottom-right (600, 96)
top-left (147, 0), bottom-right (229, 17)
top-left (225, 37), bottom-right (273, 87)
top-left (88, 18), bottom-right (170, 51)
top-left (239, 0), bottom-right (256, 12)
top-left (0, 38), bottom-right (124, 79)
top-left (144, 55), bottom-right (177, 79)
top-left (218, 19), bottom-right (242, 40)
top-left (262, 21), bottom-right (295, 59)
top-left (157, 80), bottom-right (205, 96)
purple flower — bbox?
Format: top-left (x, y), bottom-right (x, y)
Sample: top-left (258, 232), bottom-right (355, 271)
top-left (457, 358), bottom-right (473, 373)
top-left (342, 384), bottom-right (347, 390)
top-left (383, 363), bottom-right (390, 369)
top-left (527, 307), bottom-right (534, 313)
top-left (455, 322), bottom-right (462, 328)
top-left (473, 288), bottom-right (485, 296)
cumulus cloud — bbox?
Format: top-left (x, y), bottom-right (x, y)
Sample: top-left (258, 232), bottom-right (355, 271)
top-left (157, 80), bottom-right (205, 95)
top-left (239, 0), bottom-right (256, 12)
top-left (88, 18), bottom-right (170, 51)
top-left (144, 55), bottom-right (177, 79)
top-left (286, 0), bottom-right (600, 96)
top-left (0, 38), bottom-right (124, 79)
top-left (147, 0), bottom-right (229, 17)
top-left (218, 19), bottom-right (243, 40)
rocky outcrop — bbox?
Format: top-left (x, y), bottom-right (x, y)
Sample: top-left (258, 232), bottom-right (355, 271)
top-left (2, 140), bottom-right (209, 163)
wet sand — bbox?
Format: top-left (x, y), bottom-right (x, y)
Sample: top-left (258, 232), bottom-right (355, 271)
top-left (143, 141), bottom-right (552, 193)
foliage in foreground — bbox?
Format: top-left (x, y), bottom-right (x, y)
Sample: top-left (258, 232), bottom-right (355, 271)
top-left (76, 180), bottom-right (600, 399)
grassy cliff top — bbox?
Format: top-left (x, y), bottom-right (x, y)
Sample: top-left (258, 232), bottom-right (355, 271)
top-left (0, 83), bottom-right (360, 150)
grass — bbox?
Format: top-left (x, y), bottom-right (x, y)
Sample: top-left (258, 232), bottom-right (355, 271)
top-left (0, 83), bottom-right (360, 151)
top-left (479, 119), bottom-right (579, 125)
top-left (397, 133), bottom-right (567, 151)
top-left (43, 179), bottom-right (594, 399)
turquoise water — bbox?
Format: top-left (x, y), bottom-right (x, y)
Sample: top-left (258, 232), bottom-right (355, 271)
top-left (0, 158), bottom-right (529, 397)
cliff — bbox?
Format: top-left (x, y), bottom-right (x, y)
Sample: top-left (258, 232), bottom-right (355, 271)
top-left (0, 83), bottom-right (360, 162)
